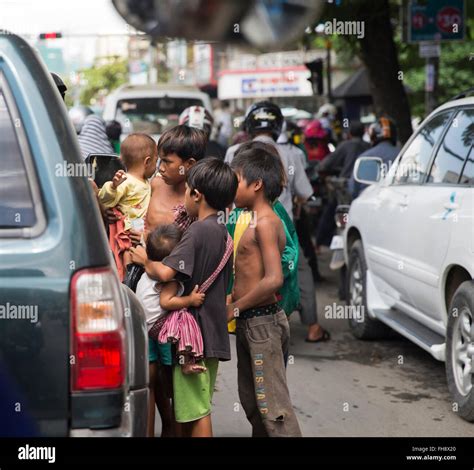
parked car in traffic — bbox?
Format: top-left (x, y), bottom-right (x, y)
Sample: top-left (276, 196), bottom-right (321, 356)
top-left (0, 33), bottom-right (149, 436)
top-left (102, 84), bottom-right (212, 141)
top-left (345, 95), bottom-right (474, 421)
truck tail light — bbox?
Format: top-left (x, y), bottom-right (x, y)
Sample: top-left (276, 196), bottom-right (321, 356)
top-left (70, 268), bottom-right (126, 391)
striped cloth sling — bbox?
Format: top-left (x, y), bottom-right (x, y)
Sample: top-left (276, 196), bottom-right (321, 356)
top-left (148, 230), bottom-right (233, 359)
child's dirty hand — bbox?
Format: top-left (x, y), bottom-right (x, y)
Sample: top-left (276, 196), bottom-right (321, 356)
top-left (112, 170), bottom-right (127, 189)
top-left (129, 229), bottom-right (143, 246)
top-left (189, 285), bottom-right (205, 307)
top-left (226, 303), bottom-right (237, 322)
top-left (105, 208), bottom-right (121, 224)
top-left (129, 245), bottom-right (147, 266)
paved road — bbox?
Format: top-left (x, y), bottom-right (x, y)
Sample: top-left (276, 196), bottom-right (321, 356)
top-left (156, 251), bottom-right (474, 437)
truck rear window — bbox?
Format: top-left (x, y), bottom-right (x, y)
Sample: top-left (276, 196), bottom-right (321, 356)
top-left (0, 89), bottom-right (36, 228)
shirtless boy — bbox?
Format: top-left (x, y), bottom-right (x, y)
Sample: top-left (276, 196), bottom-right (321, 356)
top-left (147, 125), bottom-right (207, 230)
top-left (227, 141), bottom-right (302, 437)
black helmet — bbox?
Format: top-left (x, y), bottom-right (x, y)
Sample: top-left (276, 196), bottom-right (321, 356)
top-left (368, 117), bottom-right (397, 146)
top-left (244, 101), bottom-right (283, 140)
top-left (106, 120), bottom-right (122, 141)
top-left (51, 72), bottom-right (67, 100)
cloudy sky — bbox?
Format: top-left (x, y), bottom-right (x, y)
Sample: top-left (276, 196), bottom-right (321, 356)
top-left (1, 0), bottom-right (131, 65)
top-left (0, 0), bottom-right (127, 36)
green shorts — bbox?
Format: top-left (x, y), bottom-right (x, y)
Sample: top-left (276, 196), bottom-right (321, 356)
top-left (173, 358), bottom-right (219, 423)
top-left (148, 338), bottom-right (172, 366)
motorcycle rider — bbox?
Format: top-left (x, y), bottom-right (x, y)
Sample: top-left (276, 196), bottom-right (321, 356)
top-left (179, 105), bottom-right (226, 159)
top-left (304, 119), bottom-right (331, 162)
top-left (315, 121), bottom-right (370, 248)
top-left (319, 121), bottom-right (370, 178)
top-left (349, 117), bottom-right (400, 199)
top-left (225, 101), bottom-right (329, 343)
top-left (278, 120), bottom-right (322, 283)
top-left (317, 121), bottom-right (370, 300)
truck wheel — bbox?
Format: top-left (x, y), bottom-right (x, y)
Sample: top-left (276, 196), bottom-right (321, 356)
top-left (446, 280), bottom-right (474, 422)
top-left (347, 240), bottom-right (390, 340)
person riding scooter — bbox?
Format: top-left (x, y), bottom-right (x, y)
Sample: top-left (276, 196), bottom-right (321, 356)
top-left (304, 119), bottom-right (331, 162)
top-left (179, 105), bottom-right (226, 159)
top-left (349, 117), bottom-right (400, 199)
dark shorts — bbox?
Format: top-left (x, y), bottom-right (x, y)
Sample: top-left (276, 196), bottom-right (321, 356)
top-left (148, 339), bottom-right (173, 366)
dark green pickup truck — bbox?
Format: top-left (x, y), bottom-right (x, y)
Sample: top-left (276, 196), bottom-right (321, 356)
top-left (0, 32), bottom-right (148, 437)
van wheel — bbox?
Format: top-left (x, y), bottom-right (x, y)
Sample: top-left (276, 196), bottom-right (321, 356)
top-left (347, 240), bottom-right (390, 340)
top-left (446, 281), bottom-right (474, 422)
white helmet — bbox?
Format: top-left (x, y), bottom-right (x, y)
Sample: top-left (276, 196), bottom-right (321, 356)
top-left (179, 106), bottom-right (213, 134)
top-left (317, 103), bottom-right (337, 118)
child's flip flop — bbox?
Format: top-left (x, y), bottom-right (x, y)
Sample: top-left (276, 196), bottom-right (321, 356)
top-left (305, 329), bottom-right (330, 343)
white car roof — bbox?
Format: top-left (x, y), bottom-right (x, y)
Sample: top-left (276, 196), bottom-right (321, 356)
top-left (428, 96), bottom-right (474, 117)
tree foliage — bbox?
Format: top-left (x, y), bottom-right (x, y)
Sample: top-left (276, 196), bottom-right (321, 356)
top-left (399, 17), bottom-right (474, 118)
top-left (315, 0), bottom-right (413, 143)
top-left (313, 0), bottom-right (474, 121)
top-left (79, 57), bottom-right (128, 106)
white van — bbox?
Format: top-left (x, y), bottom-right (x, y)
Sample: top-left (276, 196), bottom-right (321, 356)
top-left (103, 84), bottom-right (212, 141)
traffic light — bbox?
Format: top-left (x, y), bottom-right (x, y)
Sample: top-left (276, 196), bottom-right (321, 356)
top-left (38, 32), bottom-right (62, 40)
top-left (305, 59), bottom-right (324, 95)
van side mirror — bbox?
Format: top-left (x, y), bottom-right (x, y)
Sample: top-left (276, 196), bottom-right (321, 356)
top-left (86, 153), bottom-right (124, 188)
top-left (353, 157), bottom-right (383, 185)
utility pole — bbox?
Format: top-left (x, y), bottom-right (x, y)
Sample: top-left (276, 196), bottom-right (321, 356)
top-left (425, 54), bottom-right (439, 114)
top-left (419, 42), bottom-right (440, 115)
top-left (325, 38), bottom-right (332, 102)
top-left (148, 41), bottom-right (158, 84)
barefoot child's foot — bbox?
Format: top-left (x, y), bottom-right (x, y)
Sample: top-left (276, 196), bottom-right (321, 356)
top-left (181, 362), bottom-right (207, 375)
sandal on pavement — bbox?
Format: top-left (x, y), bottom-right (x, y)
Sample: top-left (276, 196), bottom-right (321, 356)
top-left (305, 329), bottom-right (331, 343)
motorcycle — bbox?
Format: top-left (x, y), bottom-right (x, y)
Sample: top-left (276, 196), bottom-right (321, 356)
top-left (326, 176), bottom-right (351, 300)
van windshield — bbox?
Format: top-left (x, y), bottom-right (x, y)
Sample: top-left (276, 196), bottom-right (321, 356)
top-left (115, 97), bottom-right (204, 135)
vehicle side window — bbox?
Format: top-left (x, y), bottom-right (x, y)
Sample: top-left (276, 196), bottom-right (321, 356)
top-left (427, 109), bottom-right (474, 185)
top-left (393, 112), bottom-right (451, 185)
top-left (0, 87), bottom-right (36, 228)
top-left (459, 150), bottom-right (474, 185)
